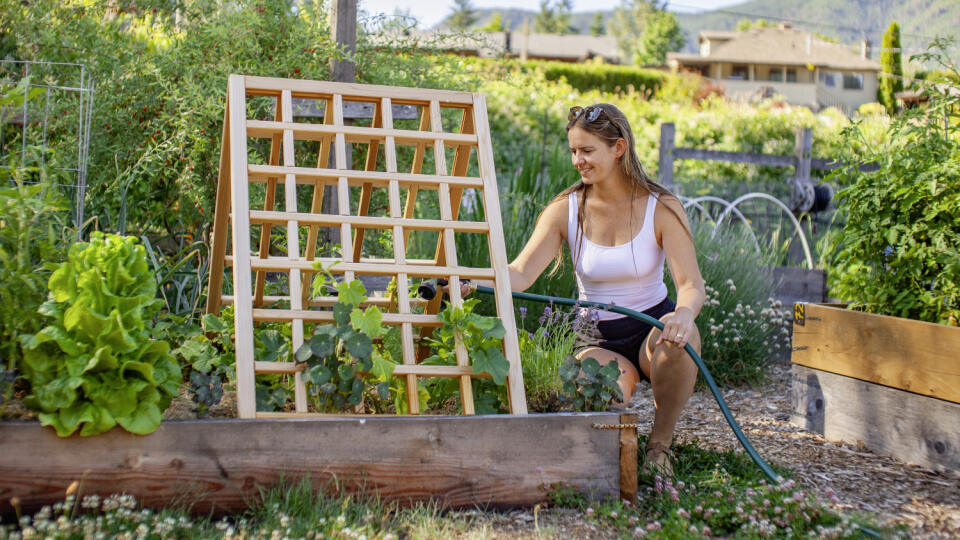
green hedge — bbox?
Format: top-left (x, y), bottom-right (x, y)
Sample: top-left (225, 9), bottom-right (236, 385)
top-left (533, 60), bottom-right (665, 96)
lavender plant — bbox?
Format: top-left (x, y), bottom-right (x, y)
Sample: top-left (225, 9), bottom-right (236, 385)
top-left (517, 303), bottom-right (601, 411)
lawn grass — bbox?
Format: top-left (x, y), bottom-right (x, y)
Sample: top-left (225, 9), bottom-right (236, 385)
top-left (0, 439), bottom-right (905, 539)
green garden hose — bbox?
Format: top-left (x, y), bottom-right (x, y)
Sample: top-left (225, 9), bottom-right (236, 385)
top-left (471, 285), bottom-right (884, 539)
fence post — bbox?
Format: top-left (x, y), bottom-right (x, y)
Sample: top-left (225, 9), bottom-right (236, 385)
top-left (326, 0), bottom-right (358, 244)
top-left (329, 0), bottom-right (357, 83)
top-left (790, 127), bottom-right (814, 212)
top-left (658, 122), bottom-right (675, 192)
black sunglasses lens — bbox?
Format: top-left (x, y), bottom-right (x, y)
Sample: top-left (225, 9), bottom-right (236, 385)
top-left (586, 107), bottom-right (602, 122)
top-left (568, 106), bottom-right (583, 122)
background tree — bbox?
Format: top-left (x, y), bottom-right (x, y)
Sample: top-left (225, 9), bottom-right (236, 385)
top-left (610, 0), bottom-right (684, 66)
top-left (590, 12), bottom-right (606, 36)
top-left (480, 12), bottom-right (508, 33)
top-left (534, 0), bottom-right (575, 35)
top-left (735, 18), bottom-right (772, 31)
top-left (447, 0), bottom-right (478, 31)
top-left (878, 21), bottom-right (904, 115)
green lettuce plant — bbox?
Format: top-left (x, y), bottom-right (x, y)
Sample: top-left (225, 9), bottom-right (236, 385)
top-left (20, 233), bottom-right (181, 436)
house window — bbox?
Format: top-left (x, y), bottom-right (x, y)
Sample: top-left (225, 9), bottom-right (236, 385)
top-left (786, 68), bottom-right (797, 82)
top-left (843, 73), bottom-right (863, 90)
top-left (819, 72), bottom-right (836, 87)
top-left (769, 69), bottom-right (783, 82)
top-left (730, 65), bottom-right (748, 80)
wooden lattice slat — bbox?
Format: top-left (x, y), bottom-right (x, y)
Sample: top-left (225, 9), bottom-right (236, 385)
top-left (207, 75), bottom-right (528, 418)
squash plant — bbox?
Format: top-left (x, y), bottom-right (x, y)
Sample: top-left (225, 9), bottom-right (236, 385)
top-left (421, 297), bottom-right (512, 414)
top-left (293, 266), bottom-right (397, 412)
top-left (19, 233), bottom-right (181, 436)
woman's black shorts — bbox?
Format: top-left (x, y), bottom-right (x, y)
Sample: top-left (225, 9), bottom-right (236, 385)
top-left (581, 296), bottom-right (676, 380)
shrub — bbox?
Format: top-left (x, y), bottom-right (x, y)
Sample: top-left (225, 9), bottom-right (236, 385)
top-left (535, 59), bottom-right (665, 96)
top-left (19, 233), bottom-right (180, 436)
top-left (826, 42), bottom-right (960, 324)
top-left (0, 177), bottom-right (72, 374)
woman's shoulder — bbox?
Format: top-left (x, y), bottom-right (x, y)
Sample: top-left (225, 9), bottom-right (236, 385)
top-left (543, 194), bottom-right (570, 221)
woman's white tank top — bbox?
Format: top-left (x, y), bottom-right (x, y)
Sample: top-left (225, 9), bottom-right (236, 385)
top-left (567, 191), bottom-right (668, 321)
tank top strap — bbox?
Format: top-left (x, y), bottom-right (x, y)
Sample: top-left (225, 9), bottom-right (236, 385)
top-left (642, 191), bottom-right (659, 234)
top-left (567, 191), bottom-right (581, 261)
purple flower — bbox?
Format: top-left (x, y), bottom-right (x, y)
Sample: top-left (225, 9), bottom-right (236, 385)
top-left (519, 306), bottom-right (527, 320)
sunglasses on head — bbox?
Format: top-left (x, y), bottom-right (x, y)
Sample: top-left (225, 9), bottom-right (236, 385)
top-left (568, 105), bottom-right (605, 123)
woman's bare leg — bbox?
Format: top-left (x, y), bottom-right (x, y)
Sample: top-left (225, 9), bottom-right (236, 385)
top-left (637, 326), bottom-right (701, 448)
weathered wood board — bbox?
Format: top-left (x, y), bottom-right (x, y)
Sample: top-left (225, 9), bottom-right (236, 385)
top-left (792, 303), bottom-right (960, 403)
top-left (791, 364), bottom-right (960, 472)
top-left (0, 413), bottom-right (633, 515)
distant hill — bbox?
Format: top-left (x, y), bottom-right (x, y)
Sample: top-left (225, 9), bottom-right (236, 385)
top-left (433, 0), bottom-right (959, 66)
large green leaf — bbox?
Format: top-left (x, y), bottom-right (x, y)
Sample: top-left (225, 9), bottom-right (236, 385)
top-left (350, 305), bottom-right (383, 338)
top-left (336, 279), bottom-right (367, 306)
top-left (34, 376), bottom-right (84, 412)
top-left (308, 333), bottom-right (336, 359)
top-left (333, 302), bottom-right (352, 326)
top-left (344, 332), bottom-right (372, 360)
top-left (370, 351), bottom-right (396, 381)
top-left (472, 346), bottom-right (509, 386)
top-left (83, 347), bottom-right (119, 373)
top-left (117, 401), bottom-right (162, 435)
top-left (201, 313), bottom-right (230, 334)
top-left (580, 357), bottom-right (601, 377)
top-left (258, 330), bottom-right (289, 363)
top-left (176, 339), bottom-right (219, 373)
top-left (33, 325), bottom-right (86, 357)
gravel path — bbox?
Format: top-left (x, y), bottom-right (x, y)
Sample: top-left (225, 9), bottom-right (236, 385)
top-left (623, 358), bottom-right (960, 540)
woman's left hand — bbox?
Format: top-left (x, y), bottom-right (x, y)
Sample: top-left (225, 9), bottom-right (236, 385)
top-left (656, 307), bottom-right (696, 348)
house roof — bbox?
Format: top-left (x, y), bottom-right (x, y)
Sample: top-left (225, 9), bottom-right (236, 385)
top-left (669, 27), bottom-right (880, 71)
top-left (699, 30), bottom-right (738, 42)
top-left (511, 33), bottom-right (620, 62)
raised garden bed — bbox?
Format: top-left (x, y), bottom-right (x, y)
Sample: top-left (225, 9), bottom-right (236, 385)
top-left (789, 303), bottom-right (960, 472)
top-left (0, 412), bottom-right (638, 516)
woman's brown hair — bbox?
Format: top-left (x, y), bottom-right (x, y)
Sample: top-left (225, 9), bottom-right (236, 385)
top-left (545, 102), bottom-right (690, 276)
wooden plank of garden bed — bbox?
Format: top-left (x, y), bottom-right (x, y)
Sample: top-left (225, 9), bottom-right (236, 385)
top-left (791, 304), bottom-right (960, 403)
top-left (791, 364), bottom-right (960, 472)
top-left (0, 414), bottom-right (625, 515)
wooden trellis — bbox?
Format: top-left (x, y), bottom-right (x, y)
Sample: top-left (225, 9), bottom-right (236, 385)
top-left (206, 75), bottom-right (527, 418)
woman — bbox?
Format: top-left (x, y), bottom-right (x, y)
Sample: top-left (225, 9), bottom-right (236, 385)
top-left (460, 103), bottom-right (705, 477)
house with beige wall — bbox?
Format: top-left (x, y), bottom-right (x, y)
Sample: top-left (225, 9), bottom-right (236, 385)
top-left (666, 25), bottom-right (880, 114)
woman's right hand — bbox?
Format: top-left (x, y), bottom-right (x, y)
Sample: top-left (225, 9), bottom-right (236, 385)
top-left (439, 279), bottom-right (473, 299)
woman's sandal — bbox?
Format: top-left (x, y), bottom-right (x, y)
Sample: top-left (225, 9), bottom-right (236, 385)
top-left (642, 441), bottom-right (675, 479)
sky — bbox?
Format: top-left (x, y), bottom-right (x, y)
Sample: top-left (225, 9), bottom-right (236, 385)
top-left (358, 0), bottom-right (749, 30)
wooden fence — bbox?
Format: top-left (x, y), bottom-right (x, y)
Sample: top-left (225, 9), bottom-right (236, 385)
top-left (657, 122), bottom-right (877, 213)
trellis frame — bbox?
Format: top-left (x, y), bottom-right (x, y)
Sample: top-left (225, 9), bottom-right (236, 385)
top-left (206, 75), bottom-right (526, 418)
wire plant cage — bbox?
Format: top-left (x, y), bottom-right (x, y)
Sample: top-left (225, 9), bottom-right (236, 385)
top-left (0, 60), bottom-right (95, 233)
